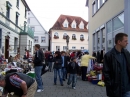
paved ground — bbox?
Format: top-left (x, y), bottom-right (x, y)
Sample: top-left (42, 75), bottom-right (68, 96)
top-left (35, 72), bottom-right (107, 97)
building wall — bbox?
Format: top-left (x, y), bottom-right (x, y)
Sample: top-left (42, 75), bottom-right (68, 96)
top-left (88, 0), bottom-right (124, 54)
top-left (0, 0), bottom-right (29, 57)
top-left (28, 11), bottom-right (48, 50)
top-left (51, 30), bottom-right (88, 51)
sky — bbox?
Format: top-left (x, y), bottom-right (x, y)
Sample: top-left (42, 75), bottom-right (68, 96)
top-left (26, 0), bottom-right (88, 31)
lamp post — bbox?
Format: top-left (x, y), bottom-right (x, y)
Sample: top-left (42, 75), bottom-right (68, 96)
top-left (66, 35), bottom-right (69, 51)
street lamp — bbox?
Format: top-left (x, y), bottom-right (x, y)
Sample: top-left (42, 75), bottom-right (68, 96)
top-left (66, 35), bottom-right (69, 51)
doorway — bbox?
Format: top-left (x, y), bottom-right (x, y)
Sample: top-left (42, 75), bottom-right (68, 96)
top-left (5, 36), bottom-right (10, 59)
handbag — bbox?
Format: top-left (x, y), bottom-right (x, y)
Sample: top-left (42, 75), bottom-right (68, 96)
top-left (41, 64), bottom-right (48, 75)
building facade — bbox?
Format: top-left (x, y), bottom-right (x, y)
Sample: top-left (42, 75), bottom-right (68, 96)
top-left (49, 15), bottom-right (88, 52)
top-left (27, 11), bottom-right (48, 51)
top-left (86, 0), bottom-right (124, 55)
top-left (0, 0), bottom-right (34, 58)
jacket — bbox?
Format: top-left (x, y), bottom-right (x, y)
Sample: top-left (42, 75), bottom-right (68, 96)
top-left (53, 57), bottom-right (63, 69)
top-left (103, 48), bottom-right (130, 97)
top-left (80, 54), bottom-right (95, 67)
top-left (48, 54), bottom-right (54, 62)
top-left (67, 62), bottom-right (79, 74)
top-left (61, 56), bottom-right (68, 68)
top-left (33, 50), bottom-right (44, 67)
top-left (4, 72), bottom-right (35, 96)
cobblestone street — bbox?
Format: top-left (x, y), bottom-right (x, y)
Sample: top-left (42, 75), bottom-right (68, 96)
top-left (35, 72), bottom-right (107, 97)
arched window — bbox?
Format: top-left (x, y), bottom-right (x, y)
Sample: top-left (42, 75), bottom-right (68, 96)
top-left (63, 33), bottom-right (67, 39)
top-left (80, 34), bottom-right (84, 39)
top-left (54, 32), bottom-right (59, 37)
top-left (72, 34), bottom-right (76, 40)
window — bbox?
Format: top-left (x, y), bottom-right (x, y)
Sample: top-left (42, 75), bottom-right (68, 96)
top-left (81, 47), bottom-right (84, 50)
top-left (102, 28), bottom-right (105, 43)
top-left (64, 23), bottom-right (68, 28)
top-left (6, 1), bottom-right (12, 19)
top-left (72, 46), bottom-right (76, 50)
top-left (107, 39), bottom-right (113, 51)
top-left (98, 38), bottom-right (100, 43)
top-left (16, 0), bottom-right (19, 8)
top-left (16, 12), bottom-right (20, 26)
top-left (30, 41), bottom-right (32, 51)
top-left (106, 20), bottom-right (112, 33)
top-left (98, 0), bottom-right (100, 9)
top-left (31, 27), bottom-right (35, 32)
top-left (41, 37), bottom-right (46, 43)
top-left (72, 34), bottom-right (76, 39)
top-left (63, 33), bottom-right (67, 39)
top-left (63, 46), bottom-right (67, 51)
top-left (28, 18), bottom-right (30, 24)
top-left (113, 13), bottom-right (124, 31)
top-left (54, 32), bottom-right (59, 37)
top-left (34, 36), bottom-right (38, 43)
top-left (56, 46), bottom-right (60, 51)
top-left (25, 8), bottom-right (27, 18)
top-left (0, 29), bottom-right (2, 48)
top-left (28, 40), bottom-right (30, 50)
top-left (14, 37), bottom-right (18, 52)
top-left (80, 25), bottom-right (84, 29)
top-left (72, 24), bottom-right (76, 28)
top-left (92, 2), bottom-right (96, 15)
top-left (80, 34), bottom-right (84, 39)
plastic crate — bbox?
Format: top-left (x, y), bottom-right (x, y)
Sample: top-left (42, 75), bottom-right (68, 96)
top-left (91, 79), bottom-right (99, 85)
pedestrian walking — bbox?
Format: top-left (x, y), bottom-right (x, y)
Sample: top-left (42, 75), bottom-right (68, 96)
top-left (0, 72), bottom-right (37, 97)
top-left (33, 44), bottom-right (44, 92)
top-left (103, 33), bottom-right (130, 97)
top-left (53, 51), bottom-right (63, 86)
top-left (67, 57), bottom-right (79, 89)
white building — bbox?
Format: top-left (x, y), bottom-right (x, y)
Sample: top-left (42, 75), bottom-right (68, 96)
top-left (0, 0), bottom-right (34, 58)
top-left (27, 11), bottom-right (48, 51)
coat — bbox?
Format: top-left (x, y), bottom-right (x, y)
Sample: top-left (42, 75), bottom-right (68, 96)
top-left (103, 48), bottom-right (130, 97)
top-left (80, 54), bottom-right (95, 67)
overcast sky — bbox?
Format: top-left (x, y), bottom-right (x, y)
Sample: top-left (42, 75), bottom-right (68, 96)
top-left (26, 0), bottom-right (88, 31)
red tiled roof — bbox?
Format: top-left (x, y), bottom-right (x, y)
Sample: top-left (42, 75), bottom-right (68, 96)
top-left (51, 15), bottom-right (88, 32)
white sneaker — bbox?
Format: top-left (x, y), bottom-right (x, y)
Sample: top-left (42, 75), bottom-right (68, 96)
top-left (37, 89), bottom-right (44, 92)
top-left (73, 87), bottom-right (76, 89)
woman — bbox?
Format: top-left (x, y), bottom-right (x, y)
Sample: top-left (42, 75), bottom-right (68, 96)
top-left (80, 52), bottom-right (95, 81)
top-left (48, 52), bottom-right (53, 72)
top-left (53, 51), bottom-right (63, 86)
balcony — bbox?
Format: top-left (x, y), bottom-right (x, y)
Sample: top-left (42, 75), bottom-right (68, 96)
top-left (54, 35), bottom-right (59, 39)
top-left (20, 26), bottom-right (34, 38)
top-left (80, 38), bottom-right (84, 41)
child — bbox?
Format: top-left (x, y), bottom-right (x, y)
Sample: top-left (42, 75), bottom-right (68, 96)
top-left (67, 57), bottom-right (79, 89)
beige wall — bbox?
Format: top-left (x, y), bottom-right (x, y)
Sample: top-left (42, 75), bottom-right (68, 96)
top-left (50, 30), bottom-right (88, 51)
top-left (88, 0), bottom-right (124, 54)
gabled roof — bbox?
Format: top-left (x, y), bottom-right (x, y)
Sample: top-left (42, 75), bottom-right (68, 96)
top-left (29, 11), bottom-right (46, 32)
top-left (51, 15), bottom-right (88, 32)
top-left (21, 0), bottom-right (30, 11)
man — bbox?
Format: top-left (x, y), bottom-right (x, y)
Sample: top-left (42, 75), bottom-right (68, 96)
top-left (33, 44), bottom-right (44, 92)
top-left (0, 72), bottom-right (37, 97)
top-left (61, 51), bottom-right (68, 81)
top-left (103, 33), bottom-right (130, 97)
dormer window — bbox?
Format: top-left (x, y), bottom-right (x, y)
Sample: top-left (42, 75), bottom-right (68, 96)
top-left (79, 21), bottom-right (84, 29)
top-left (72, 24), bottom-right (76, 28)
top-left (64, 23), bottom-right (68, 28)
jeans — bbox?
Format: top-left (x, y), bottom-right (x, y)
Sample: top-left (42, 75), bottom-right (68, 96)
top-left (48, 62), bottom-right (52, 71)
top-left (123, 91), bottom-right (130, 97)
top-left (54, 68), bottom-right (63, 84)
top-left (67, 74), bottom-right (77, 87)
top-left (62, 67), bottom-right (67, 80)
top-left (35, 66), bottom-right (43, 89)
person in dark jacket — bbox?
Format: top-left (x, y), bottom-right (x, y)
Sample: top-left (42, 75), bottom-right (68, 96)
top-left (33, 44), bottom-right (44, 92)
top-left (67, 57), bottom-right (79, 89)
top-left (103, 33), bottom-right (130, 97)
top-left (53, 51), bottom-right (63, 86)
top-left (0, 72), bottom-right (37, 97)
top-left (48, 52), bottom-right (53, 72)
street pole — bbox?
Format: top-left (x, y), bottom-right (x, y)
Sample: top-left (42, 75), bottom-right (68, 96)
top-left (66, 35), bottom-right (69, 51)
top-left (124, 0), bottom-right (130, 51)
